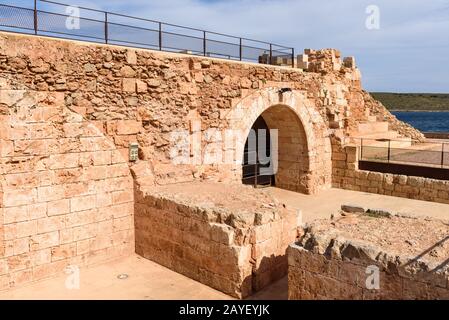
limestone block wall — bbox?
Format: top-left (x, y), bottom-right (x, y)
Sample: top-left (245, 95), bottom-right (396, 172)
top-left (134, 182), bottom-right (298, 299)
top-left (0, 90), bottom-right (134, 290)
top-left (0, 31), bottom-right (413, 192)
top-left (288, 214), bottom-right (449, 300)
top-left (332, 143), bottom-right (449, 205)
top-left (288, 244), bottom-right (449, 300)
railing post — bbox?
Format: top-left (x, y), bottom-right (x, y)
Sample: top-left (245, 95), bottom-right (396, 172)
top-left (291, 48), bottom-right (295, 68)
top-left (34, 0), bottom-right (38, 35)
top-left (158, 22), bottom-right (162, 51)
top-left (203, 31), bottom-right (207, 56)
top-left (441, 143), bottom-right (445, 168)
top-left (104, 12), bottom-right (108, 44)
top-left (387, 140), bottom-right (391, 163)
top-left (269, 44), bottom-right (272, 65)
top-left (239, 38), bottom-right (242, 61)
top-left (254, 163), bottom-right (258, 188)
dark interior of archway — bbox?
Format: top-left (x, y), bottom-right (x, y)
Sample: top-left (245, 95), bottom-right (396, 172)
top-left (242, 115), bottom-right (275, 187)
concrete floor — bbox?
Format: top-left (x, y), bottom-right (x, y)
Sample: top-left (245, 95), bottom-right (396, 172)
top-left (1, 187), bottom-right (447, 300)
top-left (0, 254), bottom-right (287, 300)
top-left (268, 187), bottom-right (449, 222)
top-left (0, 255), bottom-right (232, 300)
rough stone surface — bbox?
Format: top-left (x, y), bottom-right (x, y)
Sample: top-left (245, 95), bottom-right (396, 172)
top-left (0, 89), bottom-right (134, 291)
top-left (288, 212), bottom-right (449, 300)
top-left (0, 32), bottom-right (417, 192)
top-left (134, 182), bottom-right (298, 298)
top-left (341, 204), bottom-right (366, 214)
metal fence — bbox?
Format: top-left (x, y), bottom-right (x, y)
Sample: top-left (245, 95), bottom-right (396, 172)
top-left (241, 151), bottom-right (274, 187)
top-left (0, 0), bottom-right (295, 66)
top-left (359, 138), bottom-right (449, 169)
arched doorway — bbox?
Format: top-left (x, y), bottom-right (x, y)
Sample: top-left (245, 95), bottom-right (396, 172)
top-left (242, 104), bottom-right (310, 193)
top-left (242, 115), bottom-right (275, 187)
top-left (231, 87), bottom-right (332, 195)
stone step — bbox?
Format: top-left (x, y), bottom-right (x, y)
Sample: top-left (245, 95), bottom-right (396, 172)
top-left (356, 121), bottom-right (389, 134)
top-left (367, 115), bottom-right (377, 122)
top-left (351, 130), bottom-right (399, 141)
top-left (351, 132), bottom-right (412, 148)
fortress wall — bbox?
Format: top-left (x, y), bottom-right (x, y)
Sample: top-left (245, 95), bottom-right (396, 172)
top-left (0, 31), bottom-right (393, 187)
top-left (0, 31), bottom-right (426, 290)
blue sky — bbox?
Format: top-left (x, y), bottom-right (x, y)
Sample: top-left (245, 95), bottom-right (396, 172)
top-left (9, 0), bottom-right (449, 93)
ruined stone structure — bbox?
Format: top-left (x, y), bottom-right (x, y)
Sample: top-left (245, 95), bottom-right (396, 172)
top-left (0, 31), bottom-right (445, 295)
top-left (288, 210), bottom-right (449, 300)
top-left (134, 182), bottom-right (298, 298)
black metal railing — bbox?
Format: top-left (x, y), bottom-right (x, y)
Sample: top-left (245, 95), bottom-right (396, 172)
top-left (241, 150), bottom-right (274, 187)
top-left (359, 138), bottom-right (449, 169)
top-left (0, 0), bottom-right (295, 67)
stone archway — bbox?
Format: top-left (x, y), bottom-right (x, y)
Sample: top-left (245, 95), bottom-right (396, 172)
top-left (229, 87), bottom-right (332, 194)
top-left (242, 104), bottom-right (311, 193)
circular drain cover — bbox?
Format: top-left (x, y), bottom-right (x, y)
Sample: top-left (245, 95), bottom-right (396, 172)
top-left (117, 273), bottom-right (129, 280)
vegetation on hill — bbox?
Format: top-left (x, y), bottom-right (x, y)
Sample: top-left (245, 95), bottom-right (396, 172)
top-left (371, 92), bottom-right (449, 111)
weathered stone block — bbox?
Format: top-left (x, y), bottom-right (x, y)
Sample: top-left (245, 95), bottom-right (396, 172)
top-left (122, 78), bottom-right (136, 92)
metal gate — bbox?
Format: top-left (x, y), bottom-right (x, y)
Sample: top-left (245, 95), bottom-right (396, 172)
top-left (242, 116), bottom-right (275, 187)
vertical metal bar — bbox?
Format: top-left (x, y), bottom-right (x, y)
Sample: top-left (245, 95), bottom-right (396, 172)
top-left (104, 12), bottom-right (108, 44)
top-left (203, 31), bottom-right (207, 56)
top-left (291, 48), bottom-right (295, 68)
top-left (441, 143), bottom-right (445, 168)
top-left (239, 38), bottom-right (242, 61)
top-left (387, 140), bottom-right (391, 163)
top-left (255, 163), bottom-right (258, 188)
top-left (34, 0), bottom-right (38, 35)
top-left (158, 22), bottom-right (162, 51)
top-left (269, 44), bottom-right (272, 65)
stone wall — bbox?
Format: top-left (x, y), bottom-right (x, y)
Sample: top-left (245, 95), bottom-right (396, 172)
top-left (0, 32), bottom-right (415, 189)
top-left (288, 244), bottom-right (449, 300)
top-left (134, 182), bottom-right (298, 299)
top-left (332, 143), bottom-right (449, 205)
top-left (288, 214), bottom-right (449, 300)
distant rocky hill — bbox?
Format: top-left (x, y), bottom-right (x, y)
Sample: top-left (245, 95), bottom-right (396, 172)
top-left (371, 92), bottom-right (449, 111)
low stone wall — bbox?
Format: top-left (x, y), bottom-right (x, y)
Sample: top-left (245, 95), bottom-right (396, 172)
top-left (332, 145), bottom-right (449, 205)
top-left (288, 212), bottom-right (449, 300)
top-left (134, 182), bottom-right (298, 299)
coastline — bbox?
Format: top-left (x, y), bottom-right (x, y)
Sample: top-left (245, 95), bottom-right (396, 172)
top-left (389, 109), bottom-right (449, 112)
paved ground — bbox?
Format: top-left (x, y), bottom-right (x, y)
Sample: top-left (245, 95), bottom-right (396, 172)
top-left (0, 255), bottom-right (233, 300)
top-left (361, 138), bottom-right (449, 168)
top-left (267, 187), bottom-right (449, 222)
top-left (1, 187), bottom-right (447, 300)
top-left (0, 254), bottom-right (286, 300)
